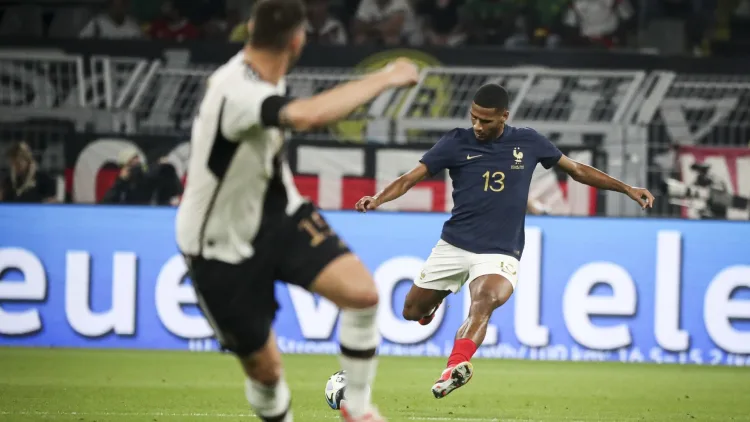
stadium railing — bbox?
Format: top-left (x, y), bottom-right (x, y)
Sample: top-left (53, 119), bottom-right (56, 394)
top-left (0, 51), bottom-right (748, 219)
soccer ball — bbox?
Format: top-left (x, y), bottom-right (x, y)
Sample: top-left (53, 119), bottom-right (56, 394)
top-left (324, 370), bottom-right (347, 410)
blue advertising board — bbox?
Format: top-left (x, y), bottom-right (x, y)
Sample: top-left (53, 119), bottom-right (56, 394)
top-left (1, 205), bottom-right (749, 366)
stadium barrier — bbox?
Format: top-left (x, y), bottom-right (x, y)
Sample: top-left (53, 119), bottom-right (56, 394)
top-left (3, 42), bottom-right (750, 219)
top-left (61, 135), bottom-right (603, 215)
top-left (1, 205), bottom-right (748, 366)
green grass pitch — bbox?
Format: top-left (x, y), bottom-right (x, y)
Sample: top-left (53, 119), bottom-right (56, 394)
top-left (1, 348), bottom-right (749, 422)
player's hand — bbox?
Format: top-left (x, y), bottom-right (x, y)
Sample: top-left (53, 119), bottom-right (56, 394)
top-left (355, 196), bottom-right (380, 213)
top-left (626, 186), bottom-right (655, 210)
top-left (381, 58), bottom-right (419, 88)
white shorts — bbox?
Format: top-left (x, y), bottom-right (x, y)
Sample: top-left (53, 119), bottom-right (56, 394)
top-left (415, 239), bottom-right (520, 293)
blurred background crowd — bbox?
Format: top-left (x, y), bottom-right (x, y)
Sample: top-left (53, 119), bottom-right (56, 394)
top-left (0, 0), bottom-right (749, 56)
top-left (0, 0), bottom-right (748, 220)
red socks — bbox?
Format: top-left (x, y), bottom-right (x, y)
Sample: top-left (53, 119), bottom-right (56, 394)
top-left (447, 338), bottom-right (478, 368)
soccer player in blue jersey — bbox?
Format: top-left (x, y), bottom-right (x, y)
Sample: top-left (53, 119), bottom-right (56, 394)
top-left (355, 83), bottom-right (655, 399)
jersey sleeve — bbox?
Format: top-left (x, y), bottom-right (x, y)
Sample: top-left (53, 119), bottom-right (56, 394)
top-left (220, 81), bottom-right (279, 141)
top-left (533, 130), bottom-right (563, 169)
top-left (420, 129), bottom-right (459, 176)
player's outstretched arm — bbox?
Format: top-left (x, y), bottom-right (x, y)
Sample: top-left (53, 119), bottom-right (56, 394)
top-left (277, 59), bottom-right (419, 131)
top-left (556, 155), bottom-right (655, 210)
top-left (355, 163), bottom-right (429, 212)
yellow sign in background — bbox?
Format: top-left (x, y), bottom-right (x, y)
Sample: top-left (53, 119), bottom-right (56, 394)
top-left (331, 49), bottom-right (451, 143)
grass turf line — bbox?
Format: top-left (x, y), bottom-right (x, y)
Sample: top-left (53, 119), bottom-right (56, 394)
top-left (0, 348), bottom-right (748, 422)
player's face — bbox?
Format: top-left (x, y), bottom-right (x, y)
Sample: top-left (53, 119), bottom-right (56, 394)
top-left (470, 102), bottom-right (509, 141)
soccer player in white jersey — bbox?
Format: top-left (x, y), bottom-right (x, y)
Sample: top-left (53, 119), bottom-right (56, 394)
top-left (175, 1), bottom-right (418, 421)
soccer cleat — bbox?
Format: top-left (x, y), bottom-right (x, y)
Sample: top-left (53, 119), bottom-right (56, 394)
top-left (340, 401), bottom-right (386, 422)
top-left (431, 361), bottom-right (473, 399)
top-left (418, 303), bottom-right (441, 326)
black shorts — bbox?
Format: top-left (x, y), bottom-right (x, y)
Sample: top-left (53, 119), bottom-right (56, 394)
top-left (185, 202), bottom-right (350, 357)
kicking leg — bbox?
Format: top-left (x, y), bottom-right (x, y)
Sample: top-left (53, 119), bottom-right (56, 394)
top-left (239, 331), bottom-right (293, 421)
top-left (432, 273), bottom-right (514, 399)
top-left (311, 253), bottom-right (384, 422)
top-left (402, 284), bottom-right (450, 325)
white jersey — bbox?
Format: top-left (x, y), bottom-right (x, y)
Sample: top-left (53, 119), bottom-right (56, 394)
top-left (176, 51), bottom-right (305, 264)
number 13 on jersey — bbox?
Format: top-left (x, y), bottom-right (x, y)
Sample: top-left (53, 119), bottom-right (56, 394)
top-left (482, 170), bottom-right (505, 192)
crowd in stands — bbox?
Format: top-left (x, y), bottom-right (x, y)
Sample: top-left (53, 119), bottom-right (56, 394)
top-left (0, 141), bottom-right (183, 205)
top-left (1, 0), bottom-right (749, 54)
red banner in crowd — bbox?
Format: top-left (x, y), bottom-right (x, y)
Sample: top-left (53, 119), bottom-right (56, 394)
top-left (63, 136), bottom-right (603, 215)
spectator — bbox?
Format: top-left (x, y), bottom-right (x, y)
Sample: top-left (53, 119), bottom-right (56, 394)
top-left (101, 148), bottom-right (183, 206)
top-left (203, 8), bottom-right (238, 41)
top-left (460, 0), bottom-right (527, 46)
top-left (306, 0), bottom-right (348, 45)
top-left (503, 13), bottom-right (532, 48)
top-left (183, 0), bottom-right (230, 26)
top-left (181, 0), bottom-right (234, 39)
top-left (419, 0), bottom-right (467, 46)
top-left (79, 0), bottom-right (143, 39)
top-left (562, 0), bottom-right (635, 48)
top-left (351, 0), bottom-right (420, 45)
top-left (533, 0), bottom-right (569, 27)
top-left (0, 142), bottom-right (57, 204)
top-left (147, 0), bottom-right (200, 41)
top-left (649, 0), bottom-right (715, 55)
top-left (529, 0), bottom-right (568, 47)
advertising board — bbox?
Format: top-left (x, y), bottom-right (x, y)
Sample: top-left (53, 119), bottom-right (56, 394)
top-left (0, 205), bottom-right (748, 365)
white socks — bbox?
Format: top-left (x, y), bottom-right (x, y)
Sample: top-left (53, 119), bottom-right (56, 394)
top-left (339, 355), bottom-right (377, 414)
top-left (245, 377), bottom-right (293, 422)
top-left (339, 306), bottom-right (380, 416)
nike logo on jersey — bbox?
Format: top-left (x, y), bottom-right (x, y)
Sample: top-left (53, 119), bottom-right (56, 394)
top-left (466, 154), bottom-right (483, 160)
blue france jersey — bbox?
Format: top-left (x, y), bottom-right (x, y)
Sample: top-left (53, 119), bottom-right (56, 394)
top-left (420, 126), bottom-right (562, 258)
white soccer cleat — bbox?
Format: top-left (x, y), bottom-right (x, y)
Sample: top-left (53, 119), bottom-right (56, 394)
top-left (340, 401), bottom-right (387, 422)
top-left (431, 361), bottom-right (473, 399)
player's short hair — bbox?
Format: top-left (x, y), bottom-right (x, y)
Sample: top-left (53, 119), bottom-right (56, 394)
top-left (473, 84), bottom-right (510, 110)
top-left (250, 0), bottom-right (306, 50)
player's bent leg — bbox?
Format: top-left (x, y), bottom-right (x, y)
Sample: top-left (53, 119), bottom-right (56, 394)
top-left (238, 331), bottom-right (293, 422)
top-left (404, 240), bottom-right (467, 325)
top-left (186, 256), bottom-right (291, 420)
top-left (402, 284), bottom-right (450, 325)
top-left (310, 253), bottom-right (378, 309)
top-left (310, 253), bottom-right (384, 421)
top-left (238, 330), bottom-right (283, 384)
top-left (432, 274), bottom-right (514, 399)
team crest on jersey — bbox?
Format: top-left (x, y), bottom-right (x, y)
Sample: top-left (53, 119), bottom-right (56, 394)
top-left (511, 147), bottom-right (524, 170)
